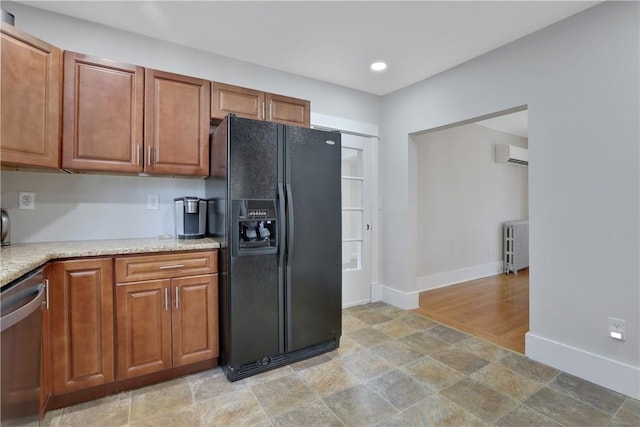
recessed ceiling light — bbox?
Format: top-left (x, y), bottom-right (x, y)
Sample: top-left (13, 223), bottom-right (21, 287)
top-left (370, 61), bottom-right (387, 72)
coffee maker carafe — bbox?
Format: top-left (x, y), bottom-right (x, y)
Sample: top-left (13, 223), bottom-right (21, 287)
top-left (174, 197), bottom-right (206, 239)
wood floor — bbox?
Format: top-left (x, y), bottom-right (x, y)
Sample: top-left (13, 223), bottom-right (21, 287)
top-left (415, 269), bottom-right (529, 353)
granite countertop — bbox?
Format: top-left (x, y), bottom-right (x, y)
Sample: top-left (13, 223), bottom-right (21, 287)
top-left (0, 237), bottom-right (222, 287)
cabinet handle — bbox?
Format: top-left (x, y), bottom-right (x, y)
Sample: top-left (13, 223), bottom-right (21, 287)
top-left (148, 145), bottom-right (152, 166)
top-left (136, 144), bottom-right (140, 165)
top-left (175, 287), bottom-right (179, 309)
top-left (44, 279), bottom-right (49, 310)
top-left (269, 103), bottom-right (273, 120)
top-left (164, 288), bottom-right (168, 311)
top-left (159, 264), bottom-right (184, 270)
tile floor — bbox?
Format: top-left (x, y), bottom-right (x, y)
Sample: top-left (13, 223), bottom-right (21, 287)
top-left (44, 302), bottom-right (639, 426)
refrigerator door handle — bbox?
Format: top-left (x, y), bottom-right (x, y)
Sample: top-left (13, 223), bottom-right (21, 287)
top-left (285, 181), bottom-right (295, 349)
top-left (278, 183), bottom-right (286, 263)
top-left (285, 183), bottom-right (294, 258)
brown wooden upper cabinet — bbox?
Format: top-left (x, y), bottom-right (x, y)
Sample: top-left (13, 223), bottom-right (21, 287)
top-left (62, 51), bottom-right (144, 173)
top-left (145, 69), bottom-right (210, 176)
top-left (0, 24), bottom-right (62, 169)
top-left (211, 82), bottom-right (310, 128)
top-left (62, 53), bottom-right (210, 176)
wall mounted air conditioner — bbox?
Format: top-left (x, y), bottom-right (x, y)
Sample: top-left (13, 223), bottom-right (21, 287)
top-left (495, 144), bottom-right (528, 166)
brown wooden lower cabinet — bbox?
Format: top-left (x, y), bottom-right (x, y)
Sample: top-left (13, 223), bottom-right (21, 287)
top-left (41, 250), bottom-right (218, 414)
top-left (115, 251), bottom-right (218, 381)
top-left (116, 274), bottom-right (218, 380)
top-left (49, 258), bottom-right (114, 395)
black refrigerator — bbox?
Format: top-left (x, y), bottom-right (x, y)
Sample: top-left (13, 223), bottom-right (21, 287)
top-left (206, 115), bottom-right (342, 381)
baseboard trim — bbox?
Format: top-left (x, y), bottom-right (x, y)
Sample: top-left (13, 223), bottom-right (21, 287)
top-left (526, 332), bottom-right (640, 399)
top-left (379, 284), bottom-right (419, 310)
top-left (343, 299), bottom-right (371, 309)
top-left (417, 261), bottom-right (503, 291)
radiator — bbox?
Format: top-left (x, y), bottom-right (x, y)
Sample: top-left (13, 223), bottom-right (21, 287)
top-left (503, 220), bottom-right (529, 274)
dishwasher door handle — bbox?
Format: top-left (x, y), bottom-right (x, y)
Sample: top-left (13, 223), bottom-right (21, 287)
top-left (0, 284), bottom-right (44, 332)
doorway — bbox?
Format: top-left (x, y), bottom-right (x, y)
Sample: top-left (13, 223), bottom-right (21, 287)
top-left (413, 108), bottom-right (529, 352)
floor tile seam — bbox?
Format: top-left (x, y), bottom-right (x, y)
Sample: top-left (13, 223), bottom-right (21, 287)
top-left (474, 358), bottom-right (547, 404)
top-left (401, 352), bottom-right (465, 381)
top-left (292, 368), bottom-right (329, 402)
top-left (608, 398), bottom-right (635, 422)
top-left (434, 359), bottom-right (522, 425)
top-left (490, 402), bottom-right (564, 427)
top-left (297, 361), bottom-right (366, 398)
top-left (246, 385), bottom-right (272, 424)
top-left (548, 374), bottom-right (631, 414)
top-left (46, 409), bottom-right (61, 427)
top-left (372, 320), bottom-right (412, 340)
top-left (314, 396), bottom-right (349, 427)
top-left (176, 392), bottom-right (241, 426)
top-left (428, 349), bottom-right (494, 379)
top-left (432, 391), bottom-right (490, 426)
top-left (440, 375), bottom-right (522, 423)
top-left (540, 382), bottom-right (621, 420)
top-left (250, 372), bottom-right (319, 420)
top-left (371, 351), bottom-right (428, 370)
top-left (525, 384), bottom-right (620, 426)
top-left (317, 395), bottom-right (353, 427)
top-left (331, 349), bottom-right (393, 382)
top-left (518, 398), bottom-right (590, 427)
top-left (322, 382), bottom-right (401, 426)
top-left (126, 389), bottom-right (133, 426)
top-left (361, 369), bottom-right (434, 414)
top-left (129, 381), bottom-right (196, 425)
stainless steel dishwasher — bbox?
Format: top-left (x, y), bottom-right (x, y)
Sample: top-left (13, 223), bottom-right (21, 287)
top-left (1, 268), bottom-right (45, 426)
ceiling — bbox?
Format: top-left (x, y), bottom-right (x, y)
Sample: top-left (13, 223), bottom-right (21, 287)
top-left (476, 110), bottom-right (528, 138)
top-left (20, 1), bottom-right (598, 96)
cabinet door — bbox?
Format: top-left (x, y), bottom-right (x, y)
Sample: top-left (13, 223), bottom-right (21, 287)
top-left (62, 52), bottom-right (144, 173)
top-left (172, 274), bottom-right (218, 367)
top-left (266, 93), bottom-right (310, 128)
top-left (211, 82), bottom-right (264, 122)
top-left (145, 69), bottom-right (210, 176)
top-left (0, 25), bottom-right (61, 168)
top-left (50, 258), bottom-right (114, 395)
top-left (116, 279), bottom-right (172, 380)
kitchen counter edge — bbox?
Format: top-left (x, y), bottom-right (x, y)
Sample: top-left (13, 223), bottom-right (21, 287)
top-left (0, 237), bottom-right (222, 287)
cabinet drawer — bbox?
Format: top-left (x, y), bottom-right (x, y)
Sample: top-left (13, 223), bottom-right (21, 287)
top-left (115, 251), bottom-right (217, 283)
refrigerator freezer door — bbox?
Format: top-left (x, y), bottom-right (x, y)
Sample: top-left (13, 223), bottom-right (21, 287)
top-left (226, 117), bottom-right (284, 369)
top-left (284, 126), bottom-right (342, 352)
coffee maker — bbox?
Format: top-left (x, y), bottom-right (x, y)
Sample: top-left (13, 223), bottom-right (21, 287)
top-left (174, 197), bottom-right (206, 239)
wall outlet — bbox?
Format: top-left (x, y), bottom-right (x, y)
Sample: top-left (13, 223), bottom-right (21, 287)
top-left (147, 194), bottom-right (159, 210)
top-left (19, 192), bottom-right (35, 210)
top-left (608, 317), bottom-right (626, 341)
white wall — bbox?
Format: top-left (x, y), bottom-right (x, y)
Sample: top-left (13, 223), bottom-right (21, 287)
top-left (380, 1), bottom-right (639, 398)
top-left (0, 171), bottom-right (203, 242)
top-left (1, 1), bottom-right (381, 243)
top-left (415, 124), bottom-right (528, 290)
